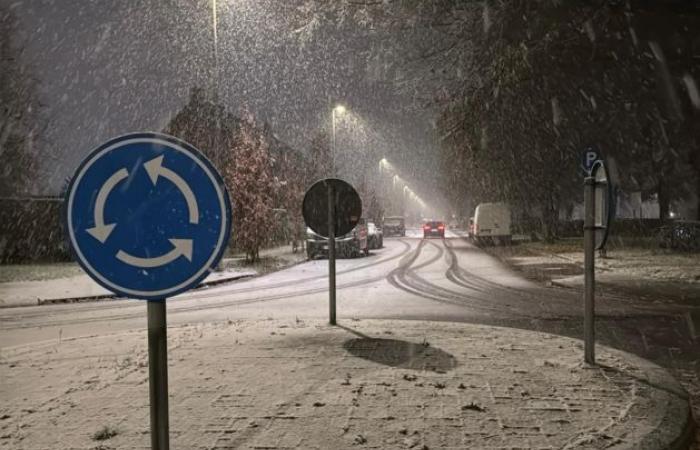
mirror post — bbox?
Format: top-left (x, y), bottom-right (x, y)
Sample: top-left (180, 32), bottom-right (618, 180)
top-left (583, 176), bottom-right (596, 365)
top-left (147, 299), bottom-right (170, 449)
top-left (327, 183), bottom-right (336, 325)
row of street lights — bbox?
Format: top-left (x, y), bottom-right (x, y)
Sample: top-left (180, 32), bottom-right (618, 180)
top-left (378, 158), bottom-right (429, 217)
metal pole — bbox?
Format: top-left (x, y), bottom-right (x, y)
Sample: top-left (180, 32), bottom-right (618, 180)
top-left (583, 177), bottom-right (596, 365)
top-left (331, 109), bottom-right (336, 177)
top-left (211, 0), bottom-right (219, 100)
top-left (147, 300), bottom-right (170, 450)
top-left (327, 183), bottom-right (336, 325)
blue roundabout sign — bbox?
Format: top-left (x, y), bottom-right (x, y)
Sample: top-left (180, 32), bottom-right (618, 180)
top-left (64, 132), bottom-right (231, 300)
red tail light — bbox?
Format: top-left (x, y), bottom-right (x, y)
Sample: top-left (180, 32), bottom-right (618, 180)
top-left (438, 225), bottom-right (445, 230)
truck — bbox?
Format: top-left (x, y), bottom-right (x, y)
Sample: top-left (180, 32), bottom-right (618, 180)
top-left (473, 202), bottom-right (511, 245)
top-left (382, 216), bottom-right (406, 237)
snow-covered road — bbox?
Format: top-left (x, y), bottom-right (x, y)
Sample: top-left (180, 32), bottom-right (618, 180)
top-left (2, 234), bottom-right (698, 432)
top-left (0, 233), bottom-right (676, 349)
top-left (0, 235), bottom-right (543, 347)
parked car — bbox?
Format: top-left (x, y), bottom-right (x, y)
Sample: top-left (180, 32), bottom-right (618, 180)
top-left (423, 220), bottom-right (445, 238)
top-left (473, 202), bottom-right (511, 245)
top-left (306, 219), bottom-right (369, 259)
top-left (367, 221), bottom-right (383, 249)
top-left (383, 216), bottom-right (406, 237)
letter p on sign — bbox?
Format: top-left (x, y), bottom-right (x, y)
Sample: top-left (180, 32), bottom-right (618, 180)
top-left (581, 146), bottom-right (601, 175)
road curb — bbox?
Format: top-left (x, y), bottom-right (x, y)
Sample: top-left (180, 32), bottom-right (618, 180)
top-left (34, 273), bottom-right (254, 306)
top-left (600, 345), bottom-right (694, 450)
top-left (670, 408), bottom-right (696, 450)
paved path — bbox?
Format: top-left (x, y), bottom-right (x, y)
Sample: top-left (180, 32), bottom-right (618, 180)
top-left (0, 319), bottom-right (692, 449)
top-left (0, 268), bottom-right (256, 308)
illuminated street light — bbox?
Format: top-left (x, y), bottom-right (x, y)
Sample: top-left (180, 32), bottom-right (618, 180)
top-left (331, 104), bottom-right (347, 176)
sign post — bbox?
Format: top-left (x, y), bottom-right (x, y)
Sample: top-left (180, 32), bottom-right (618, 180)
top-left (64, 133), bottom-right (231, 449)
top-left (302, 178), bottom-right (362, 325)
top-left (582, 160), bottom-right (614, 365)
top-left (327, 182), bottom-right (336, 325)
top-left (583, 176), bottom-right (596, 365)
top-left (147, 300), bottom-right (169, 450)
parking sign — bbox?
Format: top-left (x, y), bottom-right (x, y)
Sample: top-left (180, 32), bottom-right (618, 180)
top-left (581, 145), bottom-right (602, 175)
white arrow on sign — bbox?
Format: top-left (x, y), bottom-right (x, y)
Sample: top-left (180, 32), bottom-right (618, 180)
top-left (116, 238), bottom-right (193, 268)
top-left (144, 155), bottom-right (199, 224)
top-left (87, 168), bottom-right (129, 243)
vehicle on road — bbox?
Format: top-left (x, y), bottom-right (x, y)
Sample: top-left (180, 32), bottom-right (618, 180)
top-left (367, 221), bottom-right (383, 249)
top-left (306, 219), bottom-right (369, 259)
top-left (423, 220), bottom-right (445, 239)
top-left (383, 216), bottom-right (406, 237)
top-left (473, 202), bottom-right (511, 245)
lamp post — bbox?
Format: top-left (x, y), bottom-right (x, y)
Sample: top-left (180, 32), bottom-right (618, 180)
top-left (211, 0), bottom-right (220, 100)
top-left (327, 104), bottom-right (344, 325)
top-left (331, 104), bottom-right (346, 176)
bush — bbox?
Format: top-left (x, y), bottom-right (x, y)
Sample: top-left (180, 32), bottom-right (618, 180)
top-left (0, 198), bottom-right (72, 263)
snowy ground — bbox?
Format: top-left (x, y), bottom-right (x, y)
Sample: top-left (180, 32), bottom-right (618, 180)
top-left (1, 237), bottom-right (697, 447)
top-left (500, 240), bottom-right (700, 284)
top-left (0, 319), bottom-right (690, 450)
top-left (0, 243), bottom-right (308, 308)
top-left (485, 240), bottom-right (700, 306)
top-left (0, 267), bottom-right (257, 308)
top-left (0, 262), bottom-right (84, 283)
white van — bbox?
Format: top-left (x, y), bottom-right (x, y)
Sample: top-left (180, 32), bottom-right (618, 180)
top-left (473, 202), bottom-right (511, 245)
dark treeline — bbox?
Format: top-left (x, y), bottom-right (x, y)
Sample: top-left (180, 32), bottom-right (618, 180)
top-left (302, 0), bottom-right (700, 237)
top-left (435, 0), bottom-right (700, 238)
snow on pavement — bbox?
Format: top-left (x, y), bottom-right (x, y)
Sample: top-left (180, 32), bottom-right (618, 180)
top-left (0, 267), bottom-right (256, 308)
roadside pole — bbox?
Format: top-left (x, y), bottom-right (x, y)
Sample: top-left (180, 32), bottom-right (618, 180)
top-left (302, 178), bottom-right (362, 327)
top-left (63, 134), bottom-right (232, 450)
top-left (147, 300), bottom-right (170, 450)
top-left (327, 183), bottom-right (337, 325)
top-left (583, 176), bottom-right (596, 365)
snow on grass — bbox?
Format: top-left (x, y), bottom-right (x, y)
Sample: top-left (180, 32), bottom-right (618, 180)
top-left (0, 262), bottom-right (83, 283)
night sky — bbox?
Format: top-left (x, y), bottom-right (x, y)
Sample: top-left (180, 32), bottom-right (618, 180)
top-left (7, 0), bottom-right (444, 210)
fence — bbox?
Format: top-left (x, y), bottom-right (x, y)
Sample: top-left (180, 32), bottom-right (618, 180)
top-left (512, 216), bottom-right (668, 239)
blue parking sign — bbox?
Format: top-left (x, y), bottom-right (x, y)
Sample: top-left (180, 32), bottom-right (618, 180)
top-left (581, 145), bottom-right (602, 175)
top-left (64, 133), bottom-right (231, 300)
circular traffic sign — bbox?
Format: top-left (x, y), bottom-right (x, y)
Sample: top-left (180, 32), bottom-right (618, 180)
top-left (64, 132), bottom-right (232, 300)
top-left (302, 178), bottom-right (362, 237)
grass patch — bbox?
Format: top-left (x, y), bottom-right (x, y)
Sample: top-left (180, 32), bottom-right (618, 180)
top-left (0, 263), bottom-right (82, 283)
top-left (525, 239), bottom-right (583, 254)
top-left (92, 425), bottom-right (118, 441)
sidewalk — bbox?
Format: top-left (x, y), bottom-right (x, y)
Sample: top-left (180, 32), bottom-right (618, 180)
top-left (0, 267), bottom-right (256, 307)
top-left (482, 240), bottom-right (700, 307)
top-left (0, 243), bottom-right (306, 308)
top-left (0, 319), bottom-right (693, 449)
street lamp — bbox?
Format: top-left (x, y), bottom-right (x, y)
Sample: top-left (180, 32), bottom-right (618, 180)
top-left (331, 104), bottom-right (346, 176)
top-left (327, 103), bottom-right (345, 327)
top-left (211, 0), bottom-right (220, 99)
